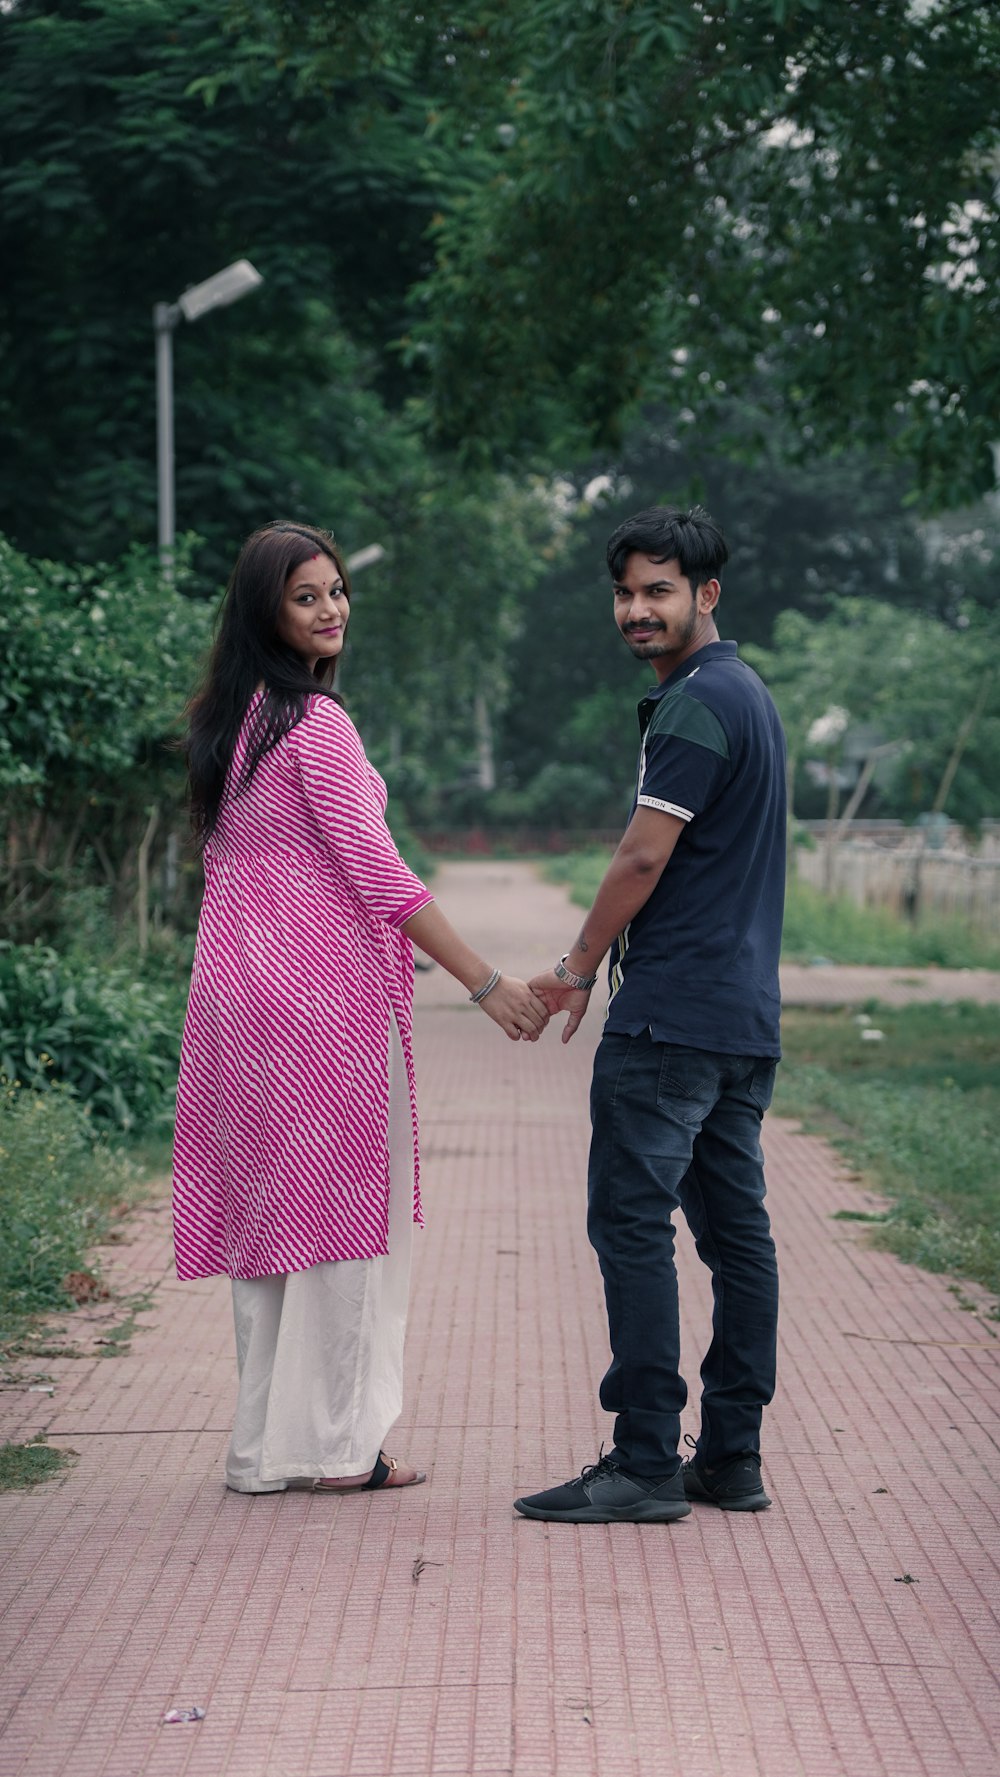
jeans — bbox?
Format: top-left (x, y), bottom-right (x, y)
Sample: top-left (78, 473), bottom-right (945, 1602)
top-left (587, 1030), bottom-right (779, 1478)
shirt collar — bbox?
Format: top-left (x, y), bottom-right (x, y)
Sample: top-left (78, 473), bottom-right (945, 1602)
top-left (643, 639), bottom-right (738, 703)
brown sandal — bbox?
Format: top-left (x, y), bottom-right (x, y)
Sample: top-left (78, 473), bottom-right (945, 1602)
top-left (313, 1452), bottom-right (427, 1492)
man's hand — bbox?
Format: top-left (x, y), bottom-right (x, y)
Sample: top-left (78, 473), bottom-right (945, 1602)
top-left (528, 970), bottom-right (593, 1044)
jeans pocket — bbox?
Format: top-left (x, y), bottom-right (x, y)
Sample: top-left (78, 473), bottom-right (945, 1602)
top-left (656, 1046), bottom-right (720, 1127)
top-left (747, 1059), bottom-right (777, 1115)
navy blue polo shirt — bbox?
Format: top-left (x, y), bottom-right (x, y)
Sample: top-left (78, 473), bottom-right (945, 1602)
top-left (604, 640), bottom-right (786, 1057)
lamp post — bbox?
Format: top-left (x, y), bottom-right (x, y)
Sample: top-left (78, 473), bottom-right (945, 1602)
top-left (153, 258), bottom-right (263, 571)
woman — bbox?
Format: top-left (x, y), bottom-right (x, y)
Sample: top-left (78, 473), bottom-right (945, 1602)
top-left (172, 520), bottom-right (547, 1494)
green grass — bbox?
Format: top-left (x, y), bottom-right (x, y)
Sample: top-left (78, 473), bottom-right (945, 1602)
top-left (781, 878), bottom-right (1000, 970)
top-left (543, 851), bottom-right (1000, 970)
top-left (544, 848), bottom-right (613, 907)
top-left (0, 1438), bottom-right (75, 1491)
top-left (93, 1292), bottom-right (154, 1358)
top-left (776, 1002), bottom-right (1000, 1306)
top-left (542, 852), bottom-right (1000, 1303)
top-left (0, 1078), bottom-right (146, 1352)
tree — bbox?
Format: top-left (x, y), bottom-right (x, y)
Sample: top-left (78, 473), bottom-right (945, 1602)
top-left (746, 596), bottom-right (1000, 831)
top-left (0, 0), bottom-right (575, 807)
top-left (375, 0), bottom-right (999, 506)
top-left (345, 472), bottom-right (568, 815)
top-left (0, 534), bottom-right (211, 938)
top-left (0, 0), bottom-right (450, 574)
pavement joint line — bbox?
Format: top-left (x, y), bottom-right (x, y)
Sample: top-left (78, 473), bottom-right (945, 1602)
top-left (841, 1332), bottom-right (998, 1348)
top-left (281, 1682), bottom-right (515, 1694)
top-left (39, 1422), bottom-right (516, 1436)
top-left (42, 1427), bottom-right (239, 1437)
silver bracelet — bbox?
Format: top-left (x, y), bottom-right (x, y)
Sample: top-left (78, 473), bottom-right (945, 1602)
top-left (469, 966), bottom-right (501, 1004)
top-left (554, 954), bottom-right (598, 992)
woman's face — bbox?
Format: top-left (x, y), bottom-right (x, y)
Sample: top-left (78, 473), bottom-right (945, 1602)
top-left (275, 552), bottom-right (350, 669)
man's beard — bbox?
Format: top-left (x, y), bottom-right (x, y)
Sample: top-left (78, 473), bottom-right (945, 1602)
top-left (623, 606), bottom-right (698, 659)
top-left (625, 632), bottom-right (669, 658)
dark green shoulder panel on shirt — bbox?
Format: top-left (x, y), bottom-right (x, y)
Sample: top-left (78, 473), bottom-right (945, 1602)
top-left (647, 685), bottom-right (730, 758)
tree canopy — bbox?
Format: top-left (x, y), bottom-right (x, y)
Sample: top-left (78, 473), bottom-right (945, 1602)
top-left (267, 0), bottom-right (1000, 507)
top-left (0, 0), bottom-right (447, 569)
top-left (1, 0), bottom-right (998, 879)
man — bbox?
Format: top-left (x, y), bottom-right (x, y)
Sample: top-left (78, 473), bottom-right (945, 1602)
top-left (515, 505), bottom-right (786, 1525)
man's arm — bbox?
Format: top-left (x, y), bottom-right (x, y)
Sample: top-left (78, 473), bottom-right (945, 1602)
top-left (532, 806), bottom-right (685, 1042)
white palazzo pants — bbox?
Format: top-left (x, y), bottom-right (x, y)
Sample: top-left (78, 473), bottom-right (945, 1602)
top-left (225, 1019), bottom-right (414, 1492)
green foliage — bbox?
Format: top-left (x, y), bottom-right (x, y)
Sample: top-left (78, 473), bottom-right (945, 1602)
top-left (392, 0), bottom-right (1000, 506)
top-left (0, 1078), bottom-right (140, 1343)
top-left (515, 763), bottom-right (618, 827)
top-left (0, 1441), bottom-right (75, 1491)
top-left (3, 1), bottom-right (999, 972)
top-left (347, 472), bottom-right (569, 803)
top-left (0, 944), bottom-right (185, 1131)
top-left (782, 880), bottom-right (1000, 970)
top-left (775, 1002), bottom-right (1000, 1301)
top-left (0, 535), bottom-right (210, 799)
top-left (544, 848), bottom-right (615, 907)
top-left (747, 595), bottom-right (1000, 826)
top-left (0, 0), bottom-right (453, 574)
top-left (0, 532), bottom-right (211, 942)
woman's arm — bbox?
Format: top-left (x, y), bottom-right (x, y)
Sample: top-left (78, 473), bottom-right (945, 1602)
top-left (402, 902), bottom-right (550, 1043)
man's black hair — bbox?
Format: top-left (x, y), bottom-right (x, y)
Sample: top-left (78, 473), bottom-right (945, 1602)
top-left (606, 505), bottom-right (729, 589)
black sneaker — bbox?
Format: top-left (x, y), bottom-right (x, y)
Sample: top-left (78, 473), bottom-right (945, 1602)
top-left (681, 1447), bottom-right (771, 1512)
top-left (514, 1454), bottom-right (691, 1523)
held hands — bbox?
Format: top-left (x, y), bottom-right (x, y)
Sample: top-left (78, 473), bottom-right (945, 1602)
top-left (477, 974), bottom-right (551, 1042)
top-left (528, 969), bottom-right (593, 1044)
top-left (470, 955), bottom-right (595, 1043)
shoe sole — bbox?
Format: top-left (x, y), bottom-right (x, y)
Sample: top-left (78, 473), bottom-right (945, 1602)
top-left (684, 1484), bottom-right (771, 1512)
top-left (513, 1498), bottom-right (692, 1523)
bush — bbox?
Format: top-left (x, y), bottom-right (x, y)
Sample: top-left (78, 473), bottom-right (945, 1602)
top-left (545, 847), bottom-right (614, 907)
top-left (0, 1079), bottom-right (139, 1344)
top-left (0, 535), bottom-right (209, 800)
top-left (518, 762), bottom-right (622, 827)
top-left (782, 880), bottom-right (1000, 969)
top-left (0, 942), bottom-right (184, 1131)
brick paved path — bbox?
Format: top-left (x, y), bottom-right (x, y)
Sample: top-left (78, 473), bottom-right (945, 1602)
top-left (1, 861), bottom-right (998, 1777)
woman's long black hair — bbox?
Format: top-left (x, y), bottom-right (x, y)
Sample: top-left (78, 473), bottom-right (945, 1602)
top-left (187, 520), bottom-right (351, 844)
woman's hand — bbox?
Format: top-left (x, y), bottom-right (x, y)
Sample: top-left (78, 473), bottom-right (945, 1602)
top-left (400, 905), bottom-right (549, 1040)
top-left (478, 975), bottom-right (551, 1042)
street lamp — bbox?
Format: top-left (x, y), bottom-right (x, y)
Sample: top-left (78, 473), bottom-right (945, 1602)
top-left (153, 258), bottom-right (263, 568)
top-left (345, 544), bottom-right (385, 574)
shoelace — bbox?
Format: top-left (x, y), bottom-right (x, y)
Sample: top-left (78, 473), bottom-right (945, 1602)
top-left (579, 1450), bottom-right (618, 1485)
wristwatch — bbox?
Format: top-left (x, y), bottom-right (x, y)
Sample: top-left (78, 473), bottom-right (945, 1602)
top-left (553, 954), bottom-right (598, 992)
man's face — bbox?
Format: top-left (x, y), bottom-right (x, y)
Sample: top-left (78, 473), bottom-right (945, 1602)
top-left (613, 553), bottom-right (706, 667)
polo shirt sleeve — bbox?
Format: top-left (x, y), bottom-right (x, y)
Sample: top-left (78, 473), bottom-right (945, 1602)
top-left (637, 692), bottom-right (731, 823)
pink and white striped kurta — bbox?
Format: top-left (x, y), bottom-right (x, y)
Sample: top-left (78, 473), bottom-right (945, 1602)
top-left (171, 693), bottom-right (434, 1282)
